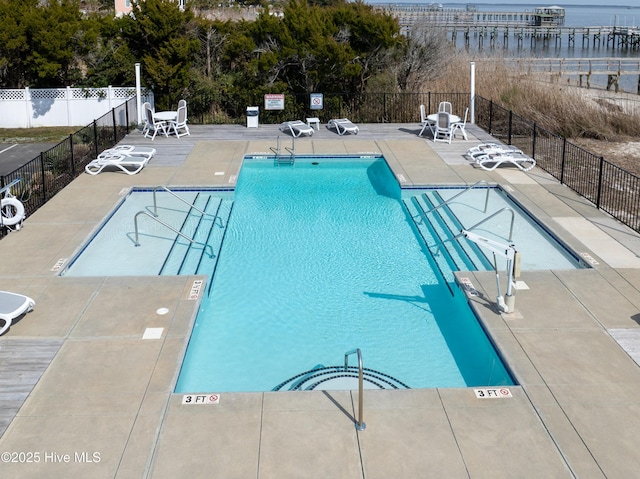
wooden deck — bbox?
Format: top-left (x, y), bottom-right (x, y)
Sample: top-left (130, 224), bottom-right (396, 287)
top-left (0, 339), bottom-right (63, 436)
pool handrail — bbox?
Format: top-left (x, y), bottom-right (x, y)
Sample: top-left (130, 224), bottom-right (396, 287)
top-left (133, 210), bottom-right (214, 258)
top-left (151, 185), bottom-right (215, 221)
top-left (271, 136), bottom-right (296, 165)
top-left (345, 348), bottom-right (366, 431)
top-left (454, 207), bottom-right (516, 242)
top-left (424, 179), bottom-right (491, 215)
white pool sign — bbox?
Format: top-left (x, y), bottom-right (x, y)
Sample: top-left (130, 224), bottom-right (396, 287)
top-left (474, 388), bottom-right (512, 398)
top-left (182, 394), bottom-right (220, 405)
top-left (310, 93), bottom-right (323, 110)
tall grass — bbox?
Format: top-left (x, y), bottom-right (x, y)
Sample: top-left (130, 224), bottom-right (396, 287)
top-left (428, 54), bottom-right (640, 141)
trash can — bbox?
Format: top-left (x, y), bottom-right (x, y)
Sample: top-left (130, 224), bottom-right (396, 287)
top-left (246, 106), bottom-right (259, 128)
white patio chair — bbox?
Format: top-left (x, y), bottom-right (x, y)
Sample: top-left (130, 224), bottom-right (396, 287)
top-left (169, 105), bottom-right (190, 138)
top-left (418, 104), bottom-right (434, 137)
top-left (438, 101), bottom-right (453, 114)
top-left (143, 103), bottom-right (168, 140)
top-left (452, 108), bottom-right (468, 140)
top-left (433, 112), bottom-right (453, 143)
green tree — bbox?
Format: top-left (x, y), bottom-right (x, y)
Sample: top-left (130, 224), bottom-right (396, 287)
top-left (0, 0), bottom-right (93, 88)
top-left (120, 0), bottom-right (200, 109)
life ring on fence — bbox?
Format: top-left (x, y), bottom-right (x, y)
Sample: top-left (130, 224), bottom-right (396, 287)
top-left (1, 197), bottom-right (25, 226)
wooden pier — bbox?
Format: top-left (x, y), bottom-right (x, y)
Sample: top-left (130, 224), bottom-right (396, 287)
top-left (444, 26), bottom-right (640, 51)
top-left (478, 57), bottom-right (640, 93)
top-left (375, 5), bottom-right (640, 52)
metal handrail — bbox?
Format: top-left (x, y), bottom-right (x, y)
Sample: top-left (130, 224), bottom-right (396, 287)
top-left (345, 348), bottom-right (366, 431)
top-left (435, 207), bottom-right (516, 257)
top-left (455, 207), bottom-right (516, 241)
top-left (133, 210), bottom-right (213, 258)
top-left (152, 185), bottom-right (209, 218)
top-left (271, 136), bottom-right (296, 164)
top-left (425, 179), bottom-right (490, 214)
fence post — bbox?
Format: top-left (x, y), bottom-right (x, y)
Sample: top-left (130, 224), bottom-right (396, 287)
top-left (560, 137), bottom-right (567, 185)
top-left (596, 156), bottom-right (604, 209)
top-left (383, 92), bottom-right (387, 123)
top-left (125, 100), bottom-right (130, 134)
top-left (69, 134), bottom-right (75, 177)
top-left (93, 120), bottom-right (99, 158)
top-left (508, 110), bottom-right (513, 145)
top-left (112, 108), bottom-right (117, 144)
top-left (489, 100), bottom-right (493, 133)
top-left (40, 152), bottom-right (47, 204)
top-left (532, 123), bottom-right (537, 159)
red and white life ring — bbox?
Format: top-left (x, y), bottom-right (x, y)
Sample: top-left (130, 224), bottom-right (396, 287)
top-left (1, 197), bottom-right (25, 226)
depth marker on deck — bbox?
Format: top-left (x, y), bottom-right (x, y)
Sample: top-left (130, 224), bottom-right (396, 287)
top-left (475, 388), bottom-right (512, 398)
top-left (459, 277), bottom-right (479, 296)
top-left (580, 252), bottom-right (599, 265)
top-left (51, 258), bottom-right (68, 271)
top-left (182, 394), bottom-right (220, 405)
top-left (189, 280), bottom-right (203, 300)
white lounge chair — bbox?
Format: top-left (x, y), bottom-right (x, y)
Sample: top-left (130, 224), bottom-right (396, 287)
top-left (85, 153), bottom-right (151, 175)
top-left (98, 145), bottom-right (156, 161)
top-left (0, 291), bottom-right (35, 335)
top-left (433, 112), bottom-right (453, 144)
top-left (280, 120), bottom-right (314, 137)
top-left (466, 142), bottom-right (524, 159)
top-left (474, 151), bottom-right (536, 172)
top-left (327, 118), bottom-right (359, 136)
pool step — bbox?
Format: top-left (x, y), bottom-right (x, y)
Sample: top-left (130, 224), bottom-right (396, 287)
top-left (160, 195), bottom-right (233, 276)
top-left (273, 366), bottom-right (410, 391)
top-left (403, 192), bottom-right (491, 279)
top-left (420, 191), bottom-right (492, 270)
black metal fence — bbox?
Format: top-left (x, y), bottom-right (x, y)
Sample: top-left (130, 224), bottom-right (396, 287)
top-left (0, 97), bottom-right (137, 237)
top-left (191, 92), bottom-right (471, 125)
top-left (474, 95), bottom-right (640, 232)
top-left (2, 92), bottom-right (639, 238)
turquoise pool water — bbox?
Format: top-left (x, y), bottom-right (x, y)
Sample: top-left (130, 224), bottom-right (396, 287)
top-left (175, 157), bottom-right (515, 392)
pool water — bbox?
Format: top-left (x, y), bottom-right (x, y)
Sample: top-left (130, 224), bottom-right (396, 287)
top-left (175, 157), bottom-right (515, 392)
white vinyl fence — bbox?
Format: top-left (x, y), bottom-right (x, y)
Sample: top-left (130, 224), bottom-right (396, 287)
top-left (0, 86), bottom-right (154, 128)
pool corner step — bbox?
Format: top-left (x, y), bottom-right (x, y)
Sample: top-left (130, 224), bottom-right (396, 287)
top-left (273, 366), bottom-right (410, 391)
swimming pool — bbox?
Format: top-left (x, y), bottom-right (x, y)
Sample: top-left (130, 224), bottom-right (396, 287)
top-left (175, 156), bottom-right (517, 392)
top-left (62, 155), bottom-right (587, 391)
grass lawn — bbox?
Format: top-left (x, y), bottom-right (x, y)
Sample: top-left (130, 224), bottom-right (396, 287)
top-left (0, 127), bottom-right (81, 143)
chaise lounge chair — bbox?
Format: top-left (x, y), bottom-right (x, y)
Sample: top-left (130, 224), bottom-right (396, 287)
top-left (280, 120), bottom-right (314, 137)
top-left (473, 151), bottom-right (536, 172)
top-left (466, 142), bottom-right (523, 159)
top-left (0, 291), bottom-right (35, 335)
top-left (85, 153), bottom-right (152, 175)
top-left (98, 145), bottom-right (156, 161)
top-left (327, 118), bottom-right (359, 136)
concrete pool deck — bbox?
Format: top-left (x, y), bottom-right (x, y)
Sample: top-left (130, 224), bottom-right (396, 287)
top-left (1, 122), bottom-right (640, 478)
